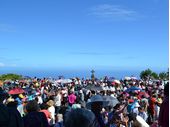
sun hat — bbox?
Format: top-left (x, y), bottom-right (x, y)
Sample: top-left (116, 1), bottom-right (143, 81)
top-left (86, 95), bottom-right (109, 109)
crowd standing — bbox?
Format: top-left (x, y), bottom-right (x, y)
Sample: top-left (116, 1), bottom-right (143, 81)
top-left (0, 76), bottom-right (169, 127)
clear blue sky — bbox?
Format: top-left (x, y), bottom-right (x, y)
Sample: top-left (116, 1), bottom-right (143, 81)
top-left (0, 0), bottom-right (168, 75)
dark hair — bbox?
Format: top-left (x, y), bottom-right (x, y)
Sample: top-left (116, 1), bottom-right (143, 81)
top-left (64, 108), bottom-right (98, 127)
top-left (0, 88), bottom-right (8, 103)
top-left (7, 101), bottom-right (18, 108)
top-left (26, 100), bottom-right (40, 113)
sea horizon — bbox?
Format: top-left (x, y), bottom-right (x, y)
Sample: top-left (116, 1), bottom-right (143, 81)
top-left (0, 69), bottom-right (166, 80)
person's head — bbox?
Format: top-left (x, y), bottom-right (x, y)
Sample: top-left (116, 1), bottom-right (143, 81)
top-left (0, 87), bottom-right (8, 103)
top-left (46, 100), bottom-right (54, 107)
top-left (40, 103), bottom-right (49, 110)
top-left (86, 95), bottom-right (105, 113)
top-left (138, 107), bottom-right (144, 112)
top-left (64, 108), bottom-right (98, 127)
top-left (26, 100), bottom-right (40, 113)
top-left (7, 100), bottom-right (18, 108)
top-left (91, 101), bottom-right (103, 113)
top-left (56, 114), bottom-right (63, 122)
top-left (111, 113), bottom-right (121, 125)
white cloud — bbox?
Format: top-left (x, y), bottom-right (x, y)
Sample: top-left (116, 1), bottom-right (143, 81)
top-left (88, 4), bottom-right (138, 21)
top-left (0, 62), bottom-right (17, 67)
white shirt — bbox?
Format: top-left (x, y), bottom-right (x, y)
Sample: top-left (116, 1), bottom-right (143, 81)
top-left (135, 115), bottom-right (149, 127)
top-left (48, 106), bottom-right (55, 124)
top-left (55, 94), bottom-right (62, 107)
top-left (37, 96), bottom-right (43, 104)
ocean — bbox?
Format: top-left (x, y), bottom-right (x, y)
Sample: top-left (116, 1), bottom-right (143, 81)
top-left (0, 69), bottom-right (141, 79)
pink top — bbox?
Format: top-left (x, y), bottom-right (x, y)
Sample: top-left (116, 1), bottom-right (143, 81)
top-left (68, 94), bottom-right (76, 104)
top-left (40, 110), bottom-right (51, 120)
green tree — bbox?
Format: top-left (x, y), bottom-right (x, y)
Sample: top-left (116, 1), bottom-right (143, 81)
top-left (159, 72), bottom-right (167, 80)
top-left (0, 73), bottom-right (22, 81)
top-left (167, 68), bottom-right (169, 80)
top-left (140, 68), bottom-right (152, 80)
top-left (151, 72), bottom-right (159, 79)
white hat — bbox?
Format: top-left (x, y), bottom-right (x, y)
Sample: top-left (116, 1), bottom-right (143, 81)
top-left (86, 95), bottom-right (109, 109)
top-left (79, 90), bottom-right (83, 94)
top-left (134, 102), bottom-right (140, 108)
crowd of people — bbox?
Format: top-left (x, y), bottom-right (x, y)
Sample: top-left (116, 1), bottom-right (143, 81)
top-left (0, 76), bottom-right (169, 127)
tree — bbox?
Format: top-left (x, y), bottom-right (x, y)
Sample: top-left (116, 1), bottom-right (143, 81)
top-left (151, 72), bottom-right (159, 79)
top-left (140, 69), bottom-right (152, 80)
top-left (159, 71), bottom-right (169, 80)
top-left (0, 73), bottom-right (22, 81)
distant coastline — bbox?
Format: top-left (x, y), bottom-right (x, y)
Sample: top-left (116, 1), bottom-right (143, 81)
top-left (0, 69), bottom-right (164, 79)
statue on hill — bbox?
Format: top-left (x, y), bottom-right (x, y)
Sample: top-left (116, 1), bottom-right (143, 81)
top-left (91, 70), bottom-right (95, 83)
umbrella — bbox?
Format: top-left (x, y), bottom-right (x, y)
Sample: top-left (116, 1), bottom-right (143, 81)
top-left (131, 76), bottom-right (138, 80)
top-left (62, 79), bottom-right (73, 84)
top-left (57, 79), bottom-right (72, 84)
top-left (8, 88), bottom-right (25, 95)
top-left (124, 77), bottom-right (131, 80)
top-left (125, 86), bottom-right (142, 93)
top-left (102, 96), bottom-right (119, 107)
top-left (85, 85), bottom-right (105, 91)
top-left (113, 80), bottom-right (121, 84)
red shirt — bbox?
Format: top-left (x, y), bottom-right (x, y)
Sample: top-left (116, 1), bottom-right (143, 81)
top-left (40, 110), bottom-right (51, 120)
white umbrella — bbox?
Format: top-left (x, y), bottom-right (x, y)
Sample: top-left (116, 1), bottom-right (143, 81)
top-left (131, 76), bottom-right (138, 80)
top-left (61, 79), bottom-right (73, 84)
top-left (125, 77), bottom-right (131, 80)
top-left (113, 80), bottom-right (121, 84)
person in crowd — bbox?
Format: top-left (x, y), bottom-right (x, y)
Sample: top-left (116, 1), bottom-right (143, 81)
top-left (158, 82), bottom-right (169, 127)
top-left (132, 101), bottom-right (140, 115)
top-left (54, 90), bottom-right (62, 115)
top-left (23, 100), bottom-right (49, 127)
top-left (64, 108), bottom-right (98, 127)
top-left (40, 103), bottom-right (52, 123)
top-left (148, 94), bottom-right (157, 124)
top-left (138, 106), bottom-right (148, 121)
top-left (86, 94), bottom-right (107, 127)
top-left (0, 87), bottom-right (24, 127)
top-left (68, 90), bottom-right (76, 107)
top-left (54, 114), bottom-right (63, 127)
top-left (129, 113), bottom-right (149, 127)
top-left (47, 100), bottom-right (56, 126)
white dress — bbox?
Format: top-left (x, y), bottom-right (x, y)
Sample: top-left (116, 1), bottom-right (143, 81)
top-left (48, 106), bottom-right (55, 125)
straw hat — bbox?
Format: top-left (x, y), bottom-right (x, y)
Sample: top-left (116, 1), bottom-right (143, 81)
top-left (47, 100), bottom-right (54, 107)
top-left (86, 95), bottom-right (109, 109)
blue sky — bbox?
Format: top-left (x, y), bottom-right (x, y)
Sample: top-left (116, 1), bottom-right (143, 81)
top-left (0, 0), bottom-right (168, 76)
